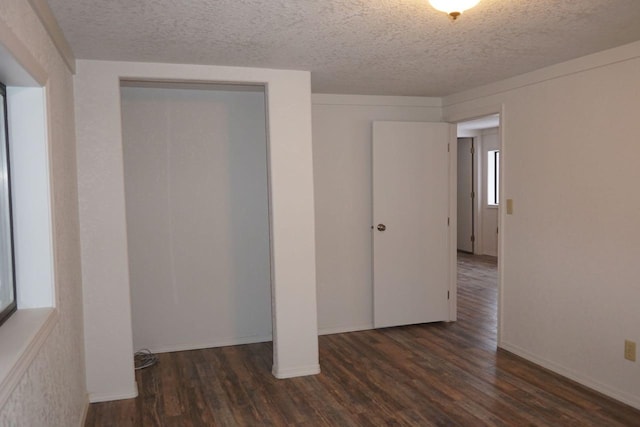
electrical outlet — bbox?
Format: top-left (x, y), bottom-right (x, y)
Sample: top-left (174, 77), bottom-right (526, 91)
top-left (624, 340), bottom-right (636, 362)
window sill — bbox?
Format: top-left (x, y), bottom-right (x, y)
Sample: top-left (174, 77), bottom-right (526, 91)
top-left (487, 204), bottom-right (499, 209)
top-left (0, 307), bottom-right (58, 408)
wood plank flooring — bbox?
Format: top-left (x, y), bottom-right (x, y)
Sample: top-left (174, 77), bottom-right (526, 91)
top-left (86, 253), bottom-right (640, 426)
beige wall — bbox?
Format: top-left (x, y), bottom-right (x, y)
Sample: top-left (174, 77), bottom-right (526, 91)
top-left (312, 95), bottom-right (442, 334)
top-left (444, 40), bottom-right (640, 409)
top-left (0, 1), bottom-right (86, 425)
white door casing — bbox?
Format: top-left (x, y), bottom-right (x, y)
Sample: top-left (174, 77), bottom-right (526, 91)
top-left (372, 121), bottom-right (453, 328)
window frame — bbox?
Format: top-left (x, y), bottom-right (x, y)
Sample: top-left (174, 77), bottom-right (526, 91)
top-left (0, 81), bottom-right (17, 327)
top-left (487, 149), bottom-right (500, 206)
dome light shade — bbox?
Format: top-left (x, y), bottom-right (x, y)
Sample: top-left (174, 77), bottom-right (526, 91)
top-left (429, 0), bottom-right (481, 19)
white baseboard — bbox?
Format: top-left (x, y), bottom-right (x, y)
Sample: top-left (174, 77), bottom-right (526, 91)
top-left (141, 335), bottom-right (273, 354)
top-left (500, 342), bottom-right (640, 410)
top-left (89, 382), bottom-right (138, 403)
top-left (318, 324), bottom-right (373, 336)
top-left (272, 364), bottom-right (321, 379)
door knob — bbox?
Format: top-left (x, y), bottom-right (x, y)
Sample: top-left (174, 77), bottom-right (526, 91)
top-left (377, 224), bottom-right (386, 231)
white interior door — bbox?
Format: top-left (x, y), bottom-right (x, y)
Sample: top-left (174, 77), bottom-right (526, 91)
top-left (457, 137), bottom-right (474, 253)
top-left (373, 121), bottom-right (452, 329)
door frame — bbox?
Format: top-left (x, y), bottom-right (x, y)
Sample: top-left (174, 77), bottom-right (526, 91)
top-left (456, 137), bottom-right (475, 254)
top-left (445, 104), bottom-right (505, 346)
top-left (447, 126), bottom-right (458, 321)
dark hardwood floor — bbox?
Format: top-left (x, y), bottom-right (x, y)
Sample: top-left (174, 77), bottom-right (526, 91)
top-left (86, 254), bottom-right (640, 426)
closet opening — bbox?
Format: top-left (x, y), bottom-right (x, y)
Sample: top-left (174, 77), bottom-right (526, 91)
top-left (120, 80), bottom-right (273, 361)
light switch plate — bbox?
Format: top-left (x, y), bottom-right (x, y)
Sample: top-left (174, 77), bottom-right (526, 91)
top-left (506, 199), bottom-right (513, 215)
top-left (625, 340), bottom-right (636, 362)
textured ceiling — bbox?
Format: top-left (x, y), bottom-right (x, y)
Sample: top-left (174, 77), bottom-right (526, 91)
top-left (46, 0), bottom-right (640, 96)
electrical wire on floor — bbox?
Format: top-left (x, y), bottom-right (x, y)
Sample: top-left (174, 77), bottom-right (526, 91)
top-left (134, 349), bottom-right (159, 370)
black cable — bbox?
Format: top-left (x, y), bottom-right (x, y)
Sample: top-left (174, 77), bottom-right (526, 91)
top-left (134, 349), bottom-right (158, 370)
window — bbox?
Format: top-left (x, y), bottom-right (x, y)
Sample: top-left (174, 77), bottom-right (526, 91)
top-left (0, 35), bottom-right (58, 410)
top-left (0, 82), bottom-right (17, 326)
top-left (487, 149), bottom-right (499, 206)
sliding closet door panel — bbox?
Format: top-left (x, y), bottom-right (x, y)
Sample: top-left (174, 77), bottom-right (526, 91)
top-left (122, 85), bottom-right (271, 353)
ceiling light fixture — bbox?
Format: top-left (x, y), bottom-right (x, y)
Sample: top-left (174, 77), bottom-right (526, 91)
top-left (429, 0), bottom-right (481, 20)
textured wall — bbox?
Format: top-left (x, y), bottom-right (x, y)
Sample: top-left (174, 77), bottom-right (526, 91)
top-left (312, 95), bottom-right (442, 334)
top-left (0, 1), bottom-right (86, 426)
top-left (444, 41), bottom-right (640, 409)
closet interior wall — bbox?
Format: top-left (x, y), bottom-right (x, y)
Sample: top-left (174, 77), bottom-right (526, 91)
top-left (121, 83), bottom-right (272, 353)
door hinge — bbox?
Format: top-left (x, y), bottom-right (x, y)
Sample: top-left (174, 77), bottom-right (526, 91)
top-left (471, 235), bottom-right (475, 243)
top-left (447, 143), bottom-right (450, 153)
top-left (470, 146), bottom-right (475, 155)
top-left (447, 217), bottom-right (450, 226)
top-left (471, 191), bottom-right (475, 199)
top-left (447, 291), bottom-right (450, 300)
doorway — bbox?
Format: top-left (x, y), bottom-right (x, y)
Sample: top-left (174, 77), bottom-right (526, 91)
top-left (457, 114), bottom-right (500, 257)
top-left (456, 113), bottom-right (501, 342)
